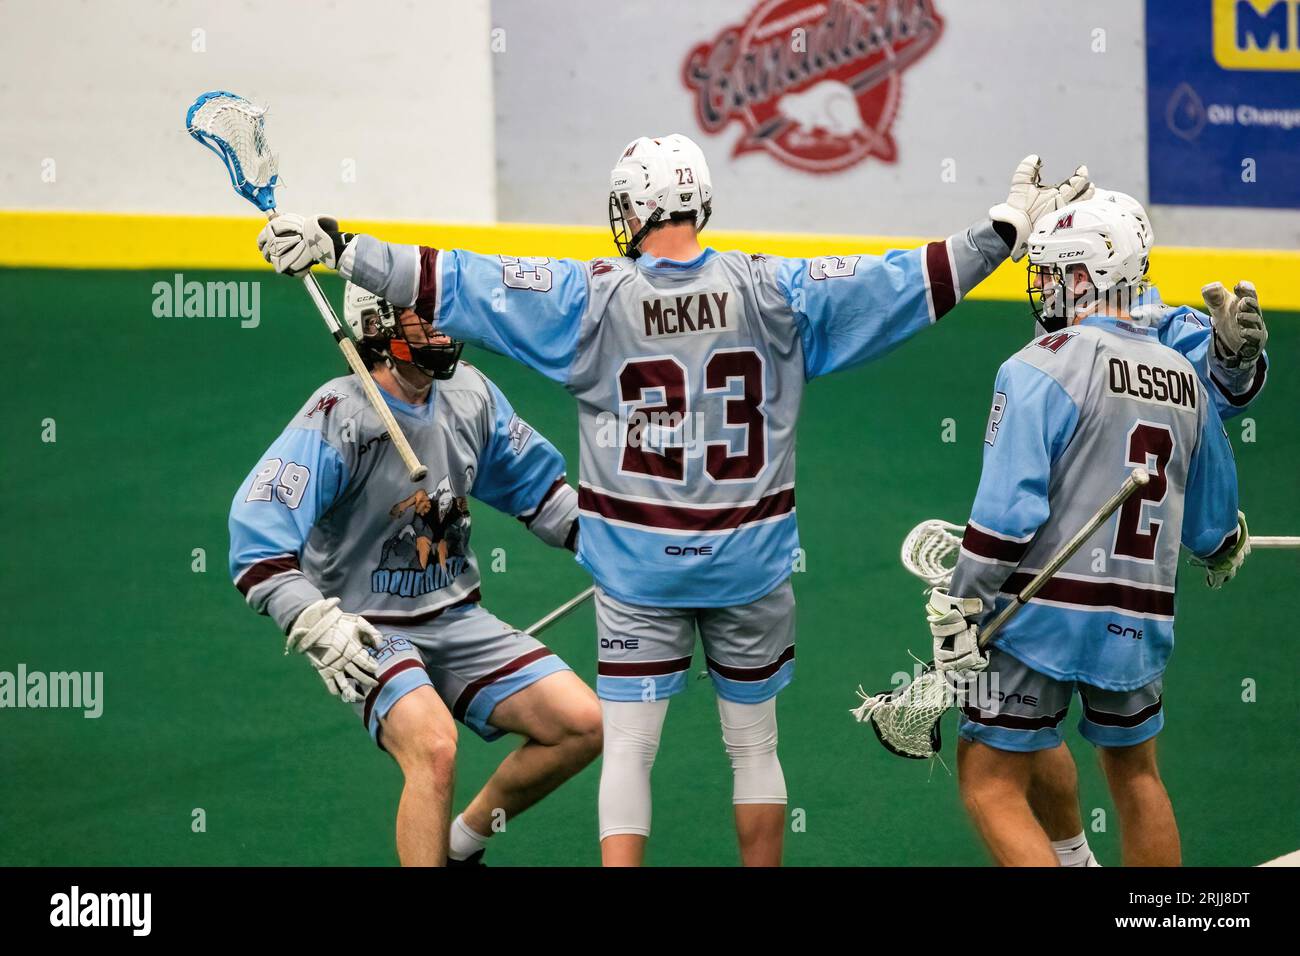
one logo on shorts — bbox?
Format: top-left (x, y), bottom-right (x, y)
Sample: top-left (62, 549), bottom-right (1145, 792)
top-left (682, 0), bottom-right (945, 174)
top-left (1107, 622), bottom-right (1144, 641)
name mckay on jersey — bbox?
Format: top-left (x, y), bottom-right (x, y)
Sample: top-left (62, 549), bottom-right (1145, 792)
top-left (642, 291), bottom-right (733, 338)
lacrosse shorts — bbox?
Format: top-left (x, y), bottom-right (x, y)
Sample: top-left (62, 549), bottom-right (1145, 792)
top-left (353, 602), bottom-right (571, 747)
top-left (594, 580), bottom-right (795, 704)
top-left (957, 646), bottom-right (1164, 752)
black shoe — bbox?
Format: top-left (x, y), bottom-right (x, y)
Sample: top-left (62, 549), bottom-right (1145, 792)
top-left (446, 849), bottom-right (486, 867)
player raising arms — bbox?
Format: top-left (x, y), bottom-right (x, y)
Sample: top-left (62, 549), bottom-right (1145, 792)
top-left (1020, 189), bottom-right (1269, 867)
top-left (928, 198), bottom-right (1249, 866)
top-left (228, 284), bottom-right (600, 866)
top-left (256, 138), bottom-right (1091, 866)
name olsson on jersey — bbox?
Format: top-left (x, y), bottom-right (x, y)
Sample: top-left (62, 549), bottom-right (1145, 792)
top-left (1107, 358), bottom-right (1197, 410)
top-left (642, 292), bottom-right (732, 338)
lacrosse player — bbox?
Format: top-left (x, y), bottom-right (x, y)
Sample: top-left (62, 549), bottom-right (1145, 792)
top-left (228, 283), bottom-right (600, 866)
top-left (931, 197), bottom-right (1248, 866)
top-left (257, 141), bottom-right (1092, 866)
top-left (1024, 189), bottom-right (1268, 866)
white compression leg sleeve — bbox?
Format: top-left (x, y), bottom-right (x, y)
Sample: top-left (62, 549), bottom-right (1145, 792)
top-left (598, 699), bottom-right (669, 840)
top-left (717, 697), bottom-right (787, 805)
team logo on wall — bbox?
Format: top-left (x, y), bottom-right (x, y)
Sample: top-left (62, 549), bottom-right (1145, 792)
top-left (683, 0), bottom-right (944, 174)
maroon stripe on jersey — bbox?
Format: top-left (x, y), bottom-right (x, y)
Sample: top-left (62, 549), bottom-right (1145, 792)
top-left (1212, 352), bottom-right (1267, 408)
top-left (925, 240), bottom-right (957, 319)
top-left (413, 246), bottom-right (440, 322)
top-left (961, 524), bottom-right (1030, 563)
top-left (705, 644), bottom-right (795, 682)
top-left (519, 476), bottom-right (567, 528)
top-left (364, 589), bottom-right (481, 625)
top-left (578, 485), bottom-right (795, 532)
top-left (961, 702), bottom-right (1070, 731)
top-left (598, 656), bottom-right (694, 678)
top-left (362, 658), bottom-right (426, 730)
top-left (1080, 692), bottom-right (1163, 729)
top-left (236, 555), bottom-right (300, 596)
top-left (453, 646), bottom-right (555, 721)
top-left (999, 573), bottom-right (1174, 617)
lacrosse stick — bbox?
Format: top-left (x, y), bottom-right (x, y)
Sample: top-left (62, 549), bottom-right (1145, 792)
top-left (524, 586), bottom-right (596, 636)
top-left (901, 519), bottom-right (963, 590)
top-left (186, 90), bottom-right (427, 482)
top-left (853, 467), bottom-right (1151, 760)
top-left (900, 519), bottom-right (1297, 593)
top-left (1250, 537), bottom-right (1300, 548)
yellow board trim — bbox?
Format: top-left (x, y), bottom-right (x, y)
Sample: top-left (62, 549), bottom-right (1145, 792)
top-left (3, 209), bottom-right (1298, 309)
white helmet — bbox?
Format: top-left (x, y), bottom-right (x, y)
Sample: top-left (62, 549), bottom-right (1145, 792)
top-left (609, 134), bottom-right (713, 258)
top-left (342, 280), bottom-right (463, 379)
top-left (1093, 188), bottom-right (1154, 249)
top-left (1026, 198), bottom-right (1148, 331)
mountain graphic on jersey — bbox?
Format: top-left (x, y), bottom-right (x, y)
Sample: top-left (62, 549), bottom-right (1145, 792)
top-left (372, 474), bottom-right (472, 598)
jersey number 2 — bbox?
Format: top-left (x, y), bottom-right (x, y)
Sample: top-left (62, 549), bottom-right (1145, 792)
top-left (1113, 422), bottom-right (1173, 562)
top-left (618, 348), bottom-right (766, 483)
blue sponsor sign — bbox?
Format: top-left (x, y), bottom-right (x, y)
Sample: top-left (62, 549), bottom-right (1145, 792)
top-left (1146, 0), bottom-right (1300, 208)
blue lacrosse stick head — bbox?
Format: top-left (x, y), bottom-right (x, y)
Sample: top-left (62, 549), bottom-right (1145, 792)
top-left (186, 90), bottom-right (280, 212)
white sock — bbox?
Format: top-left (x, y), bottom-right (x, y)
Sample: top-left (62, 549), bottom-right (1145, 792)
top-left (1051, 831), bottom-right (1100, 867)
top-left (448, 813), bottom-right (490, 861)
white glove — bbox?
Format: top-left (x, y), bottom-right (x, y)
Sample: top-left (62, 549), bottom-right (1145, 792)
top-left (1191, 512), bottom-right (1252, 589)
top-left (256, 214), bottom-right (347, 277)
top-left (927, 587), bottom-right (989, 676)
top-left (989, 155), bottom-right (1094, 261)
top-left (1203, 281), bottom-right (1267, 369)
top-left (285, 597), bottom-right (382, 703)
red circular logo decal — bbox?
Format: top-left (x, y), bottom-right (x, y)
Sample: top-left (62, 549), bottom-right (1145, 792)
top-left (683, 0), bottom-right (944, 174)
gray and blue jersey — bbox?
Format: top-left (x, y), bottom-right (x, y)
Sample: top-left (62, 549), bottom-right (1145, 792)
top-left (229, 364), bottom-right (578, 632)
top-left (341, 220), bottom-right (1010, 608)
top-left (950, 315), bottom-right (1241, 692)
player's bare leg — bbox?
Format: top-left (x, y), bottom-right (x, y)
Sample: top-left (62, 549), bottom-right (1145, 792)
top-left (1026, 742), bottom-right (1101, 865)
top-left (734, 805), bottom-right (783, 866)
top-left (1099, 739), bottom-right (1180, 866)
top-left (1028, 743), bottom-right (1085, 837)
top-left (456, 671), bottom-right (602, 850)
top-left (379, 685), bottom-right (459, 866)
top-left (957, 739), bottom-right (1058, 866)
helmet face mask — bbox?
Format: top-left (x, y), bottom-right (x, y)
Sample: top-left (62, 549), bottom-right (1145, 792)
top-left (608, 134), bottom-right (713, 259)
top-left (1025, 198), bottom-right (1147, 333)
top-left (344, 282), bottom-right (463, 380)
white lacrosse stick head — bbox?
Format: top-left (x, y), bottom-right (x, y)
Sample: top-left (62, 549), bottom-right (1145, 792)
top-left (186, 90), bottom-right (280, 211)
top-left (900, 519), bottom-right (964, 589)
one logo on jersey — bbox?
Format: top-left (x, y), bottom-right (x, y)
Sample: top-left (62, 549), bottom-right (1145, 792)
top-left (682, 0), bottom-right (944, 174)
top-left (306, 390), bottom-right (343, 418)
top-left (507, 413), bottom-right (535, 454)
top-left (642, 292), bottom-right (733, 338)
top-left (372, 475), bottom-right (472, 598)
top-left (1052, 212), bottom-right (1075, 232)
top-left (590, 259), bottom-right (620, 277)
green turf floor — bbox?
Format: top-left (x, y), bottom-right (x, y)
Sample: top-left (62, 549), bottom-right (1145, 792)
top-left (0, 267), bottom-right (1295, 866)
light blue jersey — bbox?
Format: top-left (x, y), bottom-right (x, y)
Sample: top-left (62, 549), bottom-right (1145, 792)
top-left (342, 220), bottom-right (1010, 607)
top-left (229, 365), bottom-right (578, 632)
top-left (949, 316), bottom-right (1241, 690)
